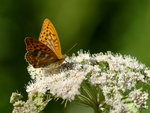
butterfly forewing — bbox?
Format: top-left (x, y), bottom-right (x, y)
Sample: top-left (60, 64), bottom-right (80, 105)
top-left (25, 37), bottom-right (58, 68)
top-left (39, 19), bottom-right (62, 58)
top-left (25, 37), bottom-right (56, 56)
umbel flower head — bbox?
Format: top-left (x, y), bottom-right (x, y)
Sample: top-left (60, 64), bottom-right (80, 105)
top-left (11, 50), bottom-right (150, 113)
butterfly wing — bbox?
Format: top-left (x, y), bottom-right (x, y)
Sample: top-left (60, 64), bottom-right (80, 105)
top-left (25, 37), bottom-right (59, 68)
top-left (39, 19), bottom-right (62, 59)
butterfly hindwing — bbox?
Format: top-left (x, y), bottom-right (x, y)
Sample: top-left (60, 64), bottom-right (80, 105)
top-left (25, 50), bottom-right (59, 68)
top-left (39, 19), bottom-right (62, 58)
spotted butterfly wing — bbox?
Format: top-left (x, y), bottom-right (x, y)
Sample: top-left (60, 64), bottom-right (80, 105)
top-left (39, 19), bottom-right (62, 59)
top-left (25, 37), bottom-right (59, 68)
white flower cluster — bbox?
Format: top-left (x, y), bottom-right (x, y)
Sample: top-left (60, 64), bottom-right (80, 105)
top-left (10, 92), bottom-right (39, 113)
top-left (129, 89), bottom-right (149, 109)
top-left (26, 50), bottom-right (150, 112)
top-left (12, 100), bottom-right (39, 113)
top-left (26, 51), bottom-right (93, 100)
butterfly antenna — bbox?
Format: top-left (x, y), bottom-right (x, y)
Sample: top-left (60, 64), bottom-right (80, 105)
top-left (65, 43), bottom-right (78, 56)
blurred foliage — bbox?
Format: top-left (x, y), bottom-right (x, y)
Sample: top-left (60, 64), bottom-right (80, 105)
top-left (0, 0), bottom-right (150, 113)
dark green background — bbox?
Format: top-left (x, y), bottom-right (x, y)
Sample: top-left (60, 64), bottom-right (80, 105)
top-left (0, 0), bottom-right (150, 113)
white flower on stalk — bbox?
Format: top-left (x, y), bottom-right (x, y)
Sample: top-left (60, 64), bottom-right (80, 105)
top-left (12, 50), bottom-right (150, 113)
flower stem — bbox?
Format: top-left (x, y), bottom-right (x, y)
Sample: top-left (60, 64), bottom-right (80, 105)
top-left (94, 108), bottom-right (102, 113)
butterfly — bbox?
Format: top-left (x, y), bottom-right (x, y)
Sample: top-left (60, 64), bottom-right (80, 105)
top-left (25, 18), bottom-right (65, 68)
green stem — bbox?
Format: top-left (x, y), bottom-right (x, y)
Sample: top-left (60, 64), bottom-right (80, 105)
top-left (94, 108), bottom-right (102, 113)
top-left (77, 81), bottom-right (104, 113)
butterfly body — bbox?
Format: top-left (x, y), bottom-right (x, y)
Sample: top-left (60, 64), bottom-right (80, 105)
top-left (25, 19), bottom-right (65, 69)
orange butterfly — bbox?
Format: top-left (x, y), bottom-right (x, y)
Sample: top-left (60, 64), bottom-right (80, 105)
top-left (25, 19), bottom-right (65, 68)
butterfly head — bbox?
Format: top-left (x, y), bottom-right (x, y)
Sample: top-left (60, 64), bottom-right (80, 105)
top-left (58, 55), bottom-right (66, 64)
